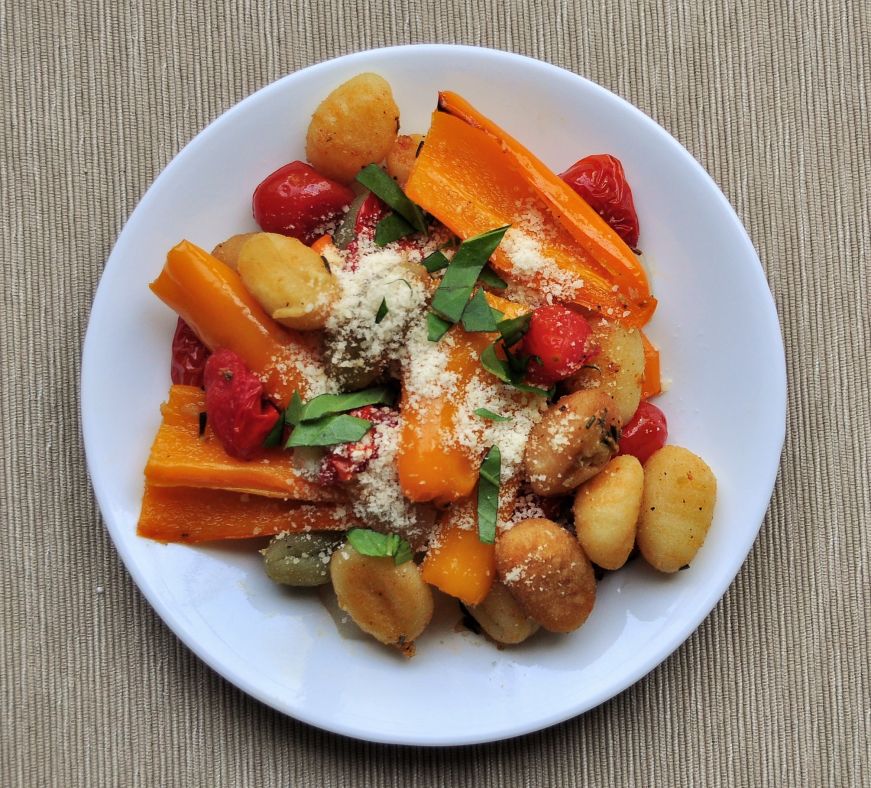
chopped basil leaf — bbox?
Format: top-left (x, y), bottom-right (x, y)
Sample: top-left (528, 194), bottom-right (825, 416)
top-left (421, 250), bottom-right (449, 273)
top-left (347, 527), bottom-right (414, 565)
top-left (480, 342), bottom-right (512, 384)
top-left (356, 165), bottom-right (427, 233)
top-left (460, 288), bottom-right (498, 332)
top-left (286, 414), bottom-right (372, 447)
top-left (474, 408), bottom-right (512, 422)
top-left (430, 226), bottom-right (510, 323)
top-left (263, 410), bottom-right (285, 447)
top-left (285, 391), bottom-right (304, 427)
top-left (477, 266), bottom-right (507, 290)
top-left (375, 298), bottom-right (388, 324)
top-left (198, 411), bottom-right (207, 437)
top-left (334, 191), bottom-right (369, 249)
top-left (375, 213), bottom-right (414, 246)
top-left (477, 446), bottom-right (501, 544)
top-left (298, 387), bottom-right (392, 422)
top-left (480, 341), bottom-right (552, 397)
top-left (427, 311), bottom-right (452, 342)
top-left (497, 313), bottom-right (531, 347)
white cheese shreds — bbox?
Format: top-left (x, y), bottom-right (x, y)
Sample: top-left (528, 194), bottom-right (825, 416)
top-left (349, 416), bottom-right (432, 544)
top-left (500, 223), bottom-right (584, 302)
top-left (399, 315), bottom-right (458, 405)
top-left (325, 247), bottom-right (430, 384)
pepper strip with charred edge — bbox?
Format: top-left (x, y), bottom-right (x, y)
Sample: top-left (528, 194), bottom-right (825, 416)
top-left (436, 91), bottom-right (654, 316)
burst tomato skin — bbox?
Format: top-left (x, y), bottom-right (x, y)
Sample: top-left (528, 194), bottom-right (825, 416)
top-left (521, 305), bottom-right (596, 385)
top-left (319, 406), bottom-right (398, 485)
top-left (560, 154), bottom-right (640, 249)
top-left (252, 161), bottom-right (355, 244)
top-left (170, 318), bottom-right (210, 387)
top-left (203, 348), bottom-right (280, 460)
top-left (618, 400), bottom-right (668, 464)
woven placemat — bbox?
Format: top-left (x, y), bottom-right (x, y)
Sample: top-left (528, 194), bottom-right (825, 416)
top-left (2, 1), bottom-right (868, 785)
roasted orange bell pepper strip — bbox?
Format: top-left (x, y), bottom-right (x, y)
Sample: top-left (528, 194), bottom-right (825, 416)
top-left (137, 484), bottom-right (354, 544)
top-left (144, 385), bottom-right (341, 502)
top-left (150, 240), bottom-right (323, 405)
top-left (640, 331), bottom-right (662, 399)
top-left (420, 499), bottom-right (496, 605)
top-left (406, 110), bottom-right (655, 326)
top-left (437, 91), bottom-right (654, 304)
top-left (397, 294), bottom-right (529, 505)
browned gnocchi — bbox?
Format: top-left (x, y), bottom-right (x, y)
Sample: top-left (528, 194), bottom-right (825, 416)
top-left (495, 518), bottom-right (596, 633)
top-left (211, 232), bottom-right (256, 270)
top-left (330, 544), bottom-right (434, 655)
top-left (236, 232), bottom-right (338, 330)
top-left (305, 73), bottom-right (400, 184)
top-left (524, 389), bottom-right (620, 496)
top-left (573, 454), bottom-right (643, 570)
top-left (637, 446), bottom-right (717, 572)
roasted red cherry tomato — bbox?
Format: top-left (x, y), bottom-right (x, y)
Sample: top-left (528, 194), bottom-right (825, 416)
top-left (203, 348), bottom-right (280, 460)
top-left (521, 304), bottom-right (596, 385)
top-left (170, 317), bottom-right (210, 387)
top-left (319, 406), bottom-right (398, 485)
top-left (560, 154), bottom-right (640, 250)
top-left (618, 400), bottom-right (668, 464)
top-left (252, 161), bottom-right (355, 244)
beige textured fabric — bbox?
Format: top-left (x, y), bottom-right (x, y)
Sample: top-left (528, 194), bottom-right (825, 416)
top-left (2, 0), bottom-right (869, 785)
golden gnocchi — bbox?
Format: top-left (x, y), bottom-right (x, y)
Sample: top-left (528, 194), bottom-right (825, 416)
top-left (637, 446), bottom-right (717, 572)
top-left (573, 454), bottom-right (643, 570)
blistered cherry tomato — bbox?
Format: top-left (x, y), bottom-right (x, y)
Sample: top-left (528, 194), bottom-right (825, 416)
top-left (203, 348), bottom-right (280, 460)
top-left (319, 406), bottom-right (398, 485)
top-left (618, 400), bottom-right (668, 464)
top-left (521, 305), bottom-right (596, 385)
top-left (560, 154), bottom-right (640, 249)
top-left (252, 161), bottom-right (355, 244)
top-left (170, 317), bottom-right (210, 387)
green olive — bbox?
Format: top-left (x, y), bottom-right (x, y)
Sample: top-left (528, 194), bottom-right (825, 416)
top-left (261, 532), bottom-right (343, 587)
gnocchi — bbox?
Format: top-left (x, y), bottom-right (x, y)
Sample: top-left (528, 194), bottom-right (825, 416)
top-left (564, 321), bottom-right (645, 425)
top-left (306, 73), bottom-right (400, 184)
top-left (236, 232), bottom-right (337, 330)
top-left (211, 232), bottom-right (256, 270)
top-left (573, 455), bottom-right (643, 570)
top-left (524, 389), bottom-right (620, 496)
top-left (330, 544), bottom-right (434, 655)
top-left (261, 532), bottom-right (342, 586)
top-left (637, 446), bottom-right (717, 572)
top-left (386, 134), bottom-right (425, 187)
top-left (468, 581), bottom-right (540, 645)
top-left (496, 518), bottom-right (596, 633)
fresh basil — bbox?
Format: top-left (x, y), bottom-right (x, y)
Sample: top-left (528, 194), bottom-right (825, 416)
top-left (375, 298), bottom-right (388, 324)
top-left (297, 387), bottom-right (392, 422)
top-left (421, 250), bottom-right (449, 273)
top-left (285, 391), bottom-right (304, 427)
top-left (480, 341), bottom-right (552, 397)
top-left (474, 408), bottom-right (512, 422)
top-left (347, 527), bottom-right (414, 565)
top-left (356, 165), bottom-right (427, 233)
top-left (286, 414), bottom-right (372, 447)
top-left (375, 213), bottom-right (414, 246)
top-left (496, 313), bottom-right (532, 347)
top-left (477, 446), bottom-right (501, 544)
top-left (263, 410), bottom-right (285, 447)
top-left (430, 226), bottom-right (510, 323)
top-left (460, 288), bottom-right (499, 333)
top-left (427, 311), bottom-right (452, 342)
top-left (477, 266), bottom-right (507, 290)
top-left (334, 191), bottom-right (369, 250)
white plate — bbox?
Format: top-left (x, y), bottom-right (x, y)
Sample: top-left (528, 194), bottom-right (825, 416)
top-left (81, 45), bottom-right (786, 745)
